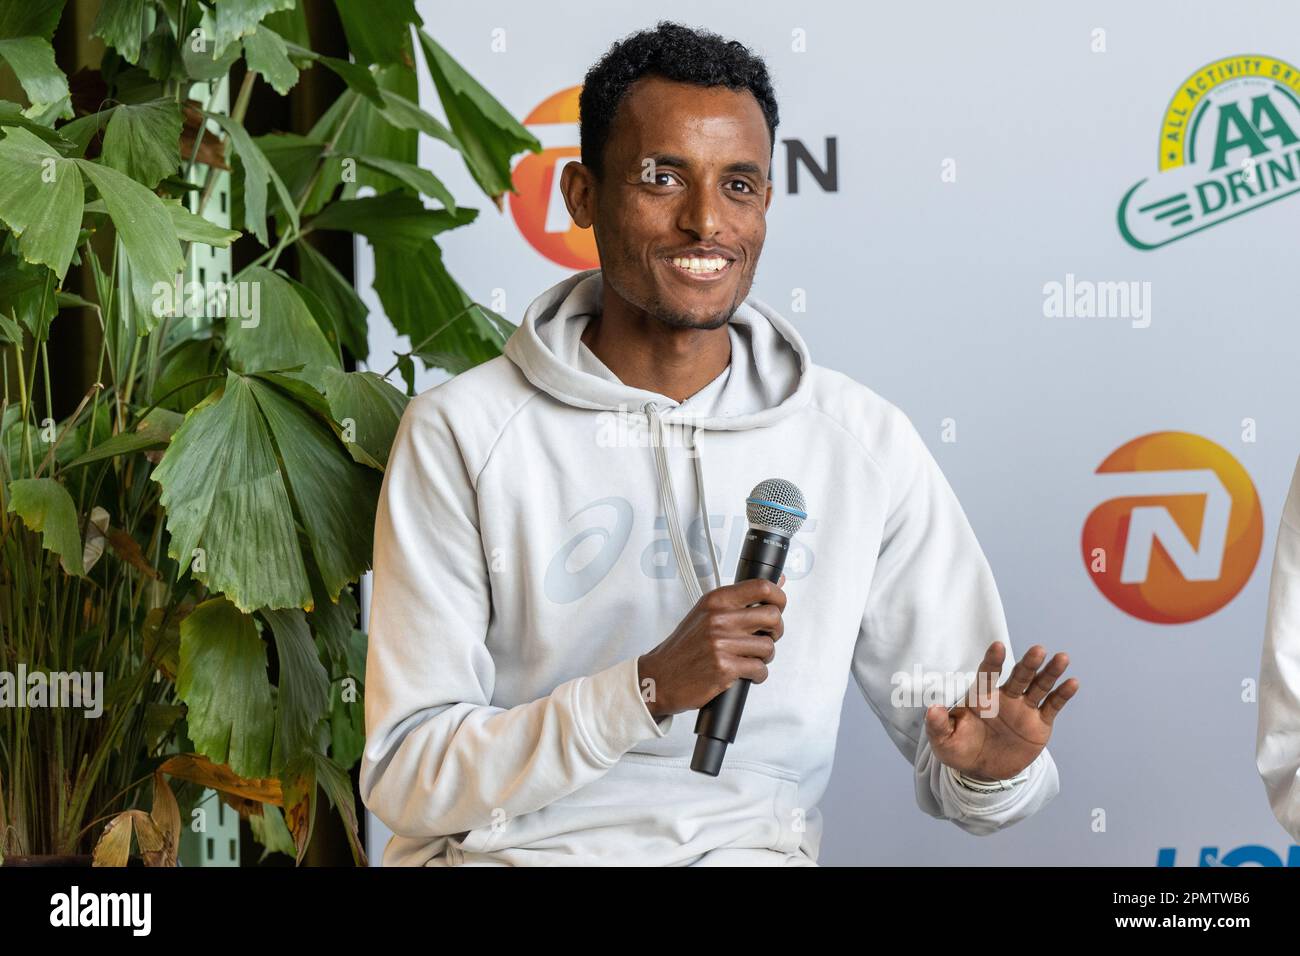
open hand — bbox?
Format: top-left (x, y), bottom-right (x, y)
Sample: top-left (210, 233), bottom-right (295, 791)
top-left (924, 641), bottom-right (1078, 781)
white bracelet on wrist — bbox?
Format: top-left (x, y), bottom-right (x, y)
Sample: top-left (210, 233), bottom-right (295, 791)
top-left (951, 765), bottom-right (1031, 794)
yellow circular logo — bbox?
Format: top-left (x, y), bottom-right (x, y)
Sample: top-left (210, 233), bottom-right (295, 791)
top-left (1119, 54), bottom-right (1300, 249)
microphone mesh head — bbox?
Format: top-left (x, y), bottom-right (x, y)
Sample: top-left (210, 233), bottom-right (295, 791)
top-left (745, 479), bottom-right (808, 536)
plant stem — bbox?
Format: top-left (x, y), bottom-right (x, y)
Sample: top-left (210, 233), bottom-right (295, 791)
top-left (34, 384), bottom-right (103, 479)
top-left (130, 374), bottom-right (225, 427)
top-left (379, 301), bottom-right (485, 379)
top-left (12, 329), bottom-right (34, 475)
top-left (194, 71), bottom-right (256, 222)
top-left (266, 91), bottom-right (364, 272)
top-left (182, 71), bottom-right (223, 181)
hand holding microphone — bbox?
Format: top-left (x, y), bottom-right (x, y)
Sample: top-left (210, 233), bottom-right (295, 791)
top-left (636, 479), bottom-right (808, 776)
top-left (636, 573), bottom-right (787, 720)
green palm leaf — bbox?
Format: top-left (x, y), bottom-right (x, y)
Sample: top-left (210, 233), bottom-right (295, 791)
top-left (262, 607), bottom-right (331, 763)
top-left (416, 27), bottom-right (541, 199)
top-left (74, 158), bottom-right (185, 333)
top-left (177, 597), bottom-right (276, 779)
top-left (152, 371), bottom-right (311, 611)
top-left (224, 266), bottom-right (339, 373)
top-left (6, 477), bottom-right (84, 576)
top-left (320, 367), bottom-right (407, 470)
top-left (0, 127), bottom-right (82, 278)
top-left (100, 98), bottom-right (182, 189)
top-left (245, 376), bottom-right (379, 600)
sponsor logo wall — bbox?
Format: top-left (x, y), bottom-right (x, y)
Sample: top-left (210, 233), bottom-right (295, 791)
top-left (360, 2), bottom-right (1300, 865)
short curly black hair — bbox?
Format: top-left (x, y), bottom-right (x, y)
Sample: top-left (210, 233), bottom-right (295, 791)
top-left (578, 21), bottom-right (780, 180)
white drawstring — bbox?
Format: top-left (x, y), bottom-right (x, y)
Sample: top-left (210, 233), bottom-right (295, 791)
top-left (643, 401), bottom-right (723, 603)
top-left (691, 425), bottom-right (723, 592)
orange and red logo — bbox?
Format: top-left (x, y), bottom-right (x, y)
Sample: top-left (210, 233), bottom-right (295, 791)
top-left (1082, 432), bottom-right (1263, 623)
top-left (509, 86), bottom-right (599, 270)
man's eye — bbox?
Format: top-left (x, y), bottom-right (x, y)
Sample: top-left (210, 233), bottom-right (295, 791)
top-left (653, 171), bottom-right (678, 186)
top-left (728, 180), bottom-right (754, 193)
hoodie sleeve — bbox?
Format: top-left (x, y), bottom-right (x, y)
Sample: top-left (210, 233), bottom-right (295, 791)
top-left (849, 405), bottom-right (1059, 835)
top-left (1258, 455), bottom-right (1300, 843)
top-left (360, 391), bottom-right (673, 841)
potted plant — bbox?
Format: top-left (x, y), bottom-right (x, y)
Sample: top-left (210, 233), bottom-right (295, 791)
top-left (0, 0), bottom-right (540, 865)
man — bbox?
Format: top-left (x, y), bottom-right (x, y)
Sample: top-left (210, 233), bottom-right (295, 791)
top-left (1258, 455), bottom-right (1300, 842)
top-left (360, 20), bottom-right (1078, 867)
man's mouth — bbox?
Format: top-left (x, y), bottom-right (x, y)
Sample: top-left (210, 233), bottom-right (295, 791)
top-left (663, 256), bottom-right (734, 282)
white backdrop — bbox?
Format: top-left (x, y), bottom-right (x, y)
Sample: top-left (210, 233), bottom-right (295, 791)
top-left (359, 0), bottom-right (1300, 866)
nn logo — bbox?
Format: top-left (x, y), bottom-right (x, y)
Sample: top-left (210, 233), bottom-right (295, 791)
top-left (509, 85), bottom-right (837, 269)
top-left (1119, 54), bottom-right (1300, 249)
top-left (1082, 432), bottom-right (1262, 624)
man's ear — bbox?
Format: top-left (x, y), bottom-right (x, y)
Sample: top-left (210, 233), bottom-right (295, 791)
top-left (763, 179), bottom-right (774, 213)
top-left (560, 160), bottom-right (596, 228)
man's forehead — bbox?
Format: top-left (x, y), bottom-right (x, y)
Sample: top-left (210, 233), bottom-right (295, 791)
top-left (610, 76), bottom-right (769, 164)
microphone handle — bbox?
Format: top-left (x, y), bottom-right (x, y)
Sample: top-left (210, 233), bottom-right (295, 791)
top-left (691, 529), bottom-right (790, 776)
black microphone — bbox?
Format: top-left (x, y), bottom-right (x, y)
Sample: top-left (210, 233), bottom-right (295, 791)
top-left (691, 478), bottom-right (808, 776)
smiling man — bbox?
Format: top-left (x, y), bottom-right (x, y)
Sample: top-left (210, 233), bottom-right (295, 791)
top-left (563, 66), bottom-right (771, 403)
top-left (361, 20), bottom-right (1078, 867)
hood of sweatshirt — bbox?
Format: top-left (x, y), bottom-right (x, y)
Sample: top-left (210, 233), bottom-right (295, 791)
top-left (504, 267), bottom-right (813, 428)
top-left (503, 267), bottom-right (815, 606)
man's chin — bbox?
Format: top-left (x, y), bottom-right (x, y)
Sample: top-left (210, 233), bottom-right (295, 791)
top-left (649, 289), bottom-right (739, 330)
top-left (651, 306), bottom-right (733, 331)
top-left (602, 266), bottom-right (740, 330)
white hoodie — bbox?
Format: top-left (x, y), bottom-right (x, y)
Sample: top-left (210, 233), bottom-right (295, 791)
top-left (360, 268), bottom-right (1060, 866)
top-left (1258, 455), bottom-right (1300, 842)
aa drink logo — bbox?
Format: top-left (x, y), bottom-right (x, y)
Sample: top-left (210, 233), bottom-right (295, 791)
top-left (1082, 432), bottom-right (1263, 624)
top-left (509, 85), bottom-right (599, 270)
top-left (1119, 55), bottom-right (1300, 249)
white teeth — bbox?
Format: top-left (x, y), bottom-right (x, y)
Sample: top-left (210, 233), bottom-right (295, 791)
top-left (669, 256), bottom-right (729, 273)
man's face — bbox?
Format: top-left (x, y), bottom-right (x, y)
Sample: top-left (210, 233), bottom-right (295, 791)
top-left (563, 75), bottom-right (775, 330)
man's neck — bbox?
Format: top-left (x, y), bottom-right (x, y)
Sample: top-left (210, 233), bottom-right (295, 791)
top-left (580, 299), bottom-right (732, 405)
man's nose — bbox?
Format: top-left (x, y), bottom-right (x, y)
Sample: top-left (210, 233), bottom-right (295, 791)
top-left (677, 183), bottom-right (722, 238)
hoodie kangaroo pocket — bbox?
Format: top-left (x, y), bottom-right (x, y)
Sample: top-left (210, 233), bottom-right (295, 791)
top-left (461, 751), bottom-right (804, 864)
